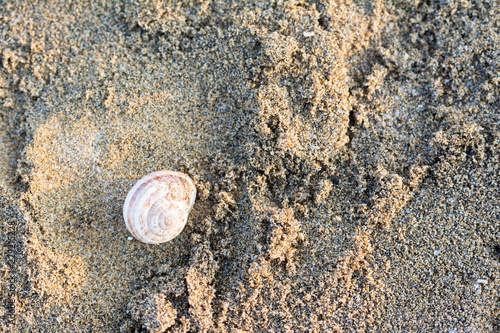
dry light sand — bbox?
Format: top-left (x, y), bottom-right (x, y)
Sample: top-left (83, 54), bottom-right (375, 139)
top-left (0, 0), bottom-right (499, 332)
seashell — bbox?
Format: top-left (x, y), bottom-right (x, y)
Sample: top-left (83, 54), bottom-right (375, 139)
top-left (123, 170), bottom-right (196, 244)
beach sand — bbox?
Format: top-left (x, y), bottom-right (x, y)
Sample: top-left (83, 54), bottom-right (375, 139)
top-left (0, 0), bottom-right (499, 332)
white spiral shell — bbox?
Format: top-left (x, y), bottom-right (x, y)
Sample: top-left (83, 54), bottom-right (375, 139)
top-left (123, 170), bottom-right (196, 244)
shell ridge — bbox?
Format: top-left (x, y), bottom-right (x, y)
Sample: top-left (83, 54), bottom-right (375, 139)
top-left (134, 179), bottom-right (165, 243)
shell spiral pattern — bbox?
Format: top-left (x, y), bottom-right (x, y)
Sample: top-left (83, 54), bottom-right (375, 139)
top-left (123, 171), bottom-right (197, 244)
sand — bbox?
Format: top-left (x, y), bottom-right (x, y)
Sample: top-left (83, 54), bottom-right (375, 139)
top-left (0, 0), bottom-right (499, 332)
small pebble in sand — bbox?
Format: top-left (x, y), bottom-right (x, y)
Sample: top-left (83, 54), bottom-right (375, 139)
top-left (123, 171), bottom-right (197, 244)
top-left (473, 280), bottom-right (487, 294)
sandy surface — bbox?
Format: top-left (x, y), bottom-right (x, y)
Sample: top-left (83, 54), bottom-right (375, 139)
top-left (0, 0), bottom-right (499, 332)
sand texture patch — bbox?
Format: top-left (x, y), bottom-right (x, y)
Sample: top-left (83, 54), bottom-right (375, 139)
top-left (0, 0), bottom-right (499, 332)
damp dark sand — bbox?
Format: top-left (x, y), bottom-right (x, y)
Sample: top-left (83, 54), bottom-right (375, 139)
top-left (0, 1), bottom-right (499, 332)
